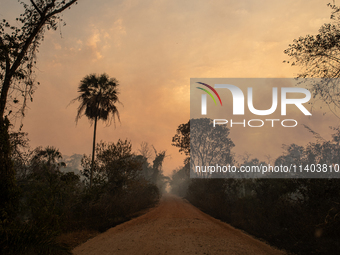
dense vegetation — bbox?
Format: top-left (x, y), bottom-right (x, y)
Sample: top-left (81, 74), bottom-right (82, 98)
top-left (0, 134), bottom-right (162, 254)
top-left (2, 1), bottom-right (340, 254)
top-left (170, 120), bottom-right (340, 255)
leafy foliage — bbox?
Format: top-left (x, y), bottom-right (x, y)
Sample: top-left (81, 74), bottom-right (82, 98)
top-left (0, 136), bottom-right (160, 253)
top-left (78, 139), bottom-right (160, 231)
top-left (1, 2), bottom-right (78, 252)
top-left (284, 3), bottom-right (340, 114)
top-left (0, 118), bottom-right (18, 222)
top-left (176, 124), bottom-right (340, 254)
top-left (72, 73), bottom-right (120, 124)
top-left (0, 0), bottom-right (78, 118)
top-left (172, 120), bottom-right (190, 157)
top-left (190, 118), bottom-right (235, 177)
top-left (71, 73), bottom-right (121, 187)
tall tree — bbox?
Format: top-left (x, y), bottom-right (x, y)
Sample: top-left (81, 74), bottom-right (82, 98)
top-left (71, 73), bottom-right (120, 188)
top-left (0, 0), bottom-right (78, 119)
top-left (190, 118), bottom-right (234, 177)
top-left (172, 120), bottom-right (190, 157)
top-left (284, 3), bottom-right (340, 114)
top-left (0, 0), bottom-right (78, 221)
top-left (172, 119), bottom-right (234, 177)
top-left (31, 145), bottom-right (65, 172)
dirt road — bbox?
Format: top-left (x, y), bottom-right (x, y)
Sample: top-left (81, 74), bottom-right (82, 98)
top-left (73, 194), bottom-right (285, 255)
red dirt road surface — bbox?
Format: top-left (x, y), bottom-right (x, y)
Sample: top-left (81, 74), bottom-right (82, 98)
top-left (73, 194), bottom-right (286, 255)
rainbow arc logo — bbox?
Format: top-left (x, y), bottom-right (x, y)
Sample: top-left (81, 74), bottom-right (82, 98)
top-left (196, 82), bottom-right (222, 115)
top-left (196, 82), bottom-right (223, 106)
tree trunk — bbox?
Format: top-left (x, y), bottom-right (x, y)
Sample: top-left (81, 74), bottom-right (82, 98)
top-left (90, 116), bottom-right (97, 188)
top-left (0, 117), bottom-right (18, 221)
top-left (0, 75), bottom-right (11, 120)
top-left (0, 1), bottom-right (78, 119)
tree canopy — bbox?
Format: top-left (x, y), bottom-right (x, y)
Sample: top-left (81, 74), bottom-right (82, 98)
top-left (71, 73), bottom-right (121, 187)
top-left (284, 3), bottom-right (340, 114)
top-left (0, 0), bottom-right (78, 231)
top-left (0, 0), bottom-right (78, 120)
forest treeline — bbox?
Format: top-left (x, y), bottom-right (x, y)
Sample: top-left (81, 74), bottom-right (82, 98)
top-left (170, 5), bottom-right (340, 254)
top-left (170, 119), bottom-right (340, 255)
top-left (1, 133), bottom-right (165, 254)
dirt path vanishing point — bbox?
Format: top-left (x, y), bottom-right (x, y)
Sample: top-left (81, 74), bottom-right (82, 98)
top-left (73, 194), bottom-right (286, 255)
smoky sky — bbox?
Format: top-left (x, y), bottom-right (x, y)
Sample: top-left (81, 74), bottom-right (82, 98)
top-left (1, 0), bottom-right (336, 174)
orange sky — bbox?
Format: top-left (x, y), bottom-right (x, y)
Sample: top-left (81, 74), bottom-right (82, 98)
top-left (1, 0), bottom-right (338, 175)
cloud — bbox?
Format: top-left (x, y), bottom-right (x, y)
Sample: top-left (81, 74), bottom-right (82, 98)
top-left (87, 28), bottom-right (103, 60)
top-left (110, 18), bottom-right (127, 47)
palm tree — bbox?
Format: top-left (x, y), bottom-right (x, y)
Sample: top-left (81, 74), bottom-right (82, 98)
top-left (71, 73), bottom-right (120, 188)
top-left (32, 146), bottom-right (66, 172)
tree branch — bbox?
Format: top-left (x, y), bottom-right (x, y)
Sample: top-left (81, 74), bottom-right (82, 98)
top-left (0, 0), bottom-right (79, 118)
top-left (9, 1), bottom-right (78, 79)
top-left (9, 20), bottom-right (45, 76)
top-left (29, 0), bottom-right (42, 16)
top-left (48, 0), bottom-right (78, 18)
